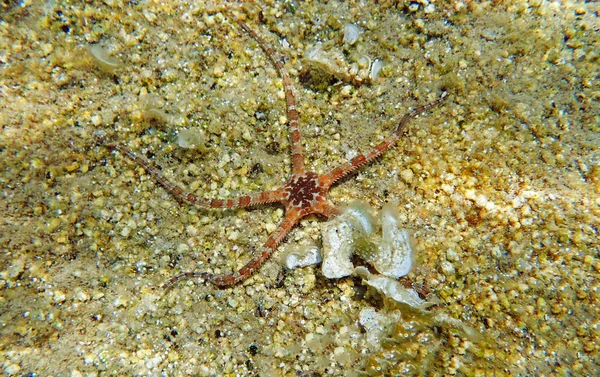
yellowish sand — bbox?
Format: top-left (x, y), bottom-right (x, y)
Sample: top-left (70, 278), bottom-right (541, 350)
top-left (1, 1), bottom-right (598, 375)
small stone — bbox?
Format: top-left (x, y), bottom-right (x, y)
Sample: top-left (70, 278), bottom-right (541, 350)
top-left (91, 114), bottom-right (102, 126)
top-left (441, 261), bottom-right (456, 275)
top-left (83, 354), bottom-right (96, 365)
top-left (145, 355), bottom-right (162, 369)
top-left (441, 183), bottom-right (455, 194)
top-left (265, 222), bottom-right (277, 233)
top-left (41, 43), bottom-right (54, 57)
top-left (177, 243), bottom-right (190, 253)
top-left (54, 290), bottom-right (66, 304)
top-left (227, 231), bottom-right (239, 241)
top-left (74, 289), bottom-right (90, 302)
top-left (3, 363), bottom-right (21, 375)
top-left (0, 258), bottom-right (25, 280)
top-left (424, 3), bottom-right (435, 13)
top-left (227, 297), bottom-right (238, 308)
top-left (340, 85), bottom-right (352, 97)
top-left (400, 168), bottom-right (414, 182)
top-left (120, 226), bottom-right (132, 237)
top-left (212, 64), bottom-right (224, 77)
top-left (113, 296), bottom-right (127, 308)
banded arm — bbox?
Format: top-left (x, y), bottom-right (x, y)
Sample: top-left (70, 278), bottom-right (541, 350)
top-left (105, 141), bottom-right (286, 210)
top-left (323, 92), bottom-right (448, 187)
top-left (235, 18), bottom-right (306, 175)
top-left (163, 208), bottom-right (303, 288)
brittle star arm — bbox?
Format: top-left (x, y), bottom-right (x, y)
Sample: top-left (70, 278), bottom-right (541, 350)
top-left (323, 92), bottom-right (448, 186)
top-left (163, 208), bottom-right (304, 288)
top-left (106, 142), bottom-right (286, 209)
top-left (235, 18), bottom-right (306, 175)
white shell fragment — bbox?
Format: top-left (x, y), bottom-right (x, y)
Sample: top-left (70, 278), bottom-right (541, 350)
top-left (321, 220), bottom-right (355, 279)
top-left (282, 244), bottom-right (322, 270)
top-left (88, 45), bottom-right (123, 73)
top-left (342, 200), bottom-right (376, 235)
top-left (342, 23), bottom-right (361, 45)
top-left (320, 201), bottom-right (415, 281)
top-left (369, 59), bottom-right (384, 80)
top-left (373, 203), bottom-right (414, 279)
top-left (355, 267), bottom-right (429, 309)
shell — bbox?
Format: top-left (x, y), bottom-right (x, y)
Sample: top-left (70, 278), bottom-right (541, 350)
top-left (355, 267), bottom-right (427, 309)
top-left (282, 245), bottom-right (322, 270)
top-left (88, 45), bottom-right (123, 73)
top-left (372, 203), bottom-right (414, 279)
top-left (342, 23), bottom-right (360, 45)
top-left (321, 220), bottom-right (355, 279)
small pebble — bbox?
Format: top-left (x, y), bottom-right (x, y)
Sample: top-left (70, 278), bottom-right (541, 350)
top-left (54, 290), bottom-right (66, 304)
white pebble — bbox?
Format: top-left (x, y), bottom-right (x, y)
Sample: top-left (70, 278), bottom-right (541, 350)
top-left (400, 168), bottom-right (414, 182)
top-left (440, 261), bottom-right (456, 275)
top-left (3, 363), bottom-right (21, 375)
top-left (113, 296), bottom-right (127, 308)
top-left (91, 114), bottom-right (102, 126)
top-left (441, 183), bottom-right (455, 194)
top-left (424, 3), bottom-right (436, 13)
top-left (265, 222), bottom-right (277, 233)
top-left (54, 290), bottom-right (66, 304)
top-left (1, 258), bottom-right (25, 279)
top-left (74, 289), bottom-right (90, 302)
top-left (120, 226), bottom-right (131, 237)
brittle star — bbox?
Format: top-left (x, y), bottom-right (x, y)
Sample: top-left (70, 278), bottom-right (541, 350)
top-left (103, 17), bottom-right (447, 288)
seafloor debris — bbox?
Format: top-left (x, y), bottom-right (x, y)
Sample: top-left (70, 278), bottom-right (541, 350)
top-left (371, 204), bottom-right (414, 279)
top-left (358, 307), bottom-right (402, 348)
top-left (176, 128), bottom-right (207, 150)
top-left (282, 244), bottom-right (322, 270)
top-left (301, 45), bottom-right (383, 87)
top-left (342, 23), bottom-right (361, 45)
top-left (300, 22), bottom-right (383, 88)
top-left (87, 44), bottom-right (123, 73)
top-left (287, 201), bottom-right (429, 310)
top-left (355, 267), bottom-right (429, 309)
top-left (138, 93), bottom-right (171, 124)
top-left (321, 217), bottom-right (357, 279)
top-left (320, 201), bottom-right (416, 282)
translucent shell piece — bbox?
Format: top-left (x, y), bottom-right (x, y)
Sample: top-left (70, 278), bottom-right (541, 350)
top-left (321, 220), bottom-right (355, 279)
top-left (320, 201), bottom-right (415, 280)
top-left (373, 203), bottom-right (414, 279)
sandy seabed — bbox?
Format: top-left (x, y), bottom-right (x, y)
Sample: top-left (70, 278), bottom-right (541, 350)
top-left (1, 1), bottom-right (599, 376)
